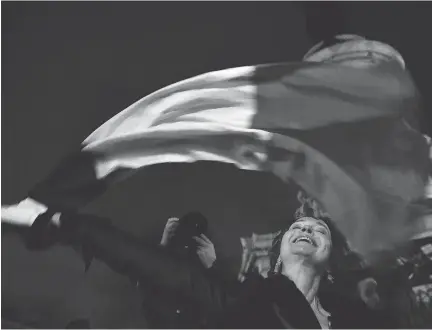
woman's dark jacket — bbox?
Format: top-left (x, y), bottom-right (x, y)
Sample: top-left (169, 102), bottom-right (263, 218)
top-left (24, 211), bottom-right (391, 329)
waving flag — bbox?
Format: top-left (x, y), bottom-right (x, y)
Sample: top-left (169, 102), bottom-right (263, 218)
top-left (3, 37), bottom-right (430, 258)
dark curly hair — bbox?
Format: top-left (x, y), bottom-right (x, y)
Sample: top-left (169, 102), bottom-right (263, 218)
top-left (268, 190), bottom-right (360, 283)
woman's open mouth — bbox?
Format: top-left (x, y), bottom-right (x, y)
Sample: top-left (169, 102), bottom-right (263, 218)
top-left (293, 235), bottom-right (316, 246)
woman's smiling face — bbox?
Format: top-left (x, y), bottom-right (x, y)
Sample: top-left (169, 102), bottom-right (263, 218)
top-left (280, 217), bottom-right (333, 267)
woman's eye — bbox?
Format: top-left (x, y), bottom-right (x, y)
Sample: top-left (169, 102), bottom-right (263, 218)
top-left (316, 228), bottom-right (327, 234)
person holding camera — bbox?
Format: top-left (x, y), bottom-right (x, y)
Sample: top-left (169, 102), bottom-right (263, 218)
top-left (159, 216), bottom-right (217, 269)
top-left (139, 215), bottom-right (218, 328)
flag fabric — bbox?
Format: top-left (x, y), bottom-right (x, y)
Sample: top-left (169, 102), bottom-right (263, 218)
top-left (3, 37), bottom-right (430, 258)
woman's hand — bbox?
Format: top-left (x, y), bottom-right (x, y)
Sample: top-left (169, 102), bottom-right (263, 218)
top-left (1, 204), bottom-right (37, 227)
top-left (358, 277), bottom-right (380, 309)
top-left (193, 234), bottom-right (217, 269)
top-left (1, 198), bottom-right (50, 227)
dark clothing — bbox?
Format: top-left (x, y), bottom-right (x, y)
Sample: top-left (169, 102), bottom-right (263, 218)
top-left (139, 279), bottom-right (208, 329)
top-left (139, 254), bottom-right (241, 328)
top-left (27, 211), bottom-right (390, 329)
top-left (65, 318), bottom-right (91, 328)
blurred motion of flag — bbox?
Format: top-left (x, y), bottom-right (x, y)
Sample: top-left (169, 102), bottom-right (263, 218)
top-left (3, 37), bottom-right (430, 262)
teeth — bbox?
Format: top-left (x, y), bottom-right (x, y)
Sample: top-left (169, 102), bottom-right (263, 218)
top-left (295, 236), bottom-right (314, 245)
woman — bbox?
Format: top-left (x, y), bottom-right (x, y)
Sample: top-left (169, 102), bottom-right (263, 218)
top-left (260, 193), bottom-right (391, 329)
top-left (267, 199), bottom-right (343, 328)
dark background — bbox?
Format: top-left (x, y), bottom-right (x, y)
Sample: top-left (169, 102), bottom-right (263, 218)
top-left (2, 2), bottom-right (431, 328)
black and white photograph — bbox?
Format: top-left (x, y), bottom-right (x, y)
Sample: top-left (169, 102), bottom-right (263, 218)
top-left (2, 2), bottom-right (432, 329)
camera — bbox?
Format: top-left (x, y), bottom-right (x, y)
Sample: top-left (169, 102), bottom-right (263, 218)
top-left (168, 212), bottom-right (208, 253)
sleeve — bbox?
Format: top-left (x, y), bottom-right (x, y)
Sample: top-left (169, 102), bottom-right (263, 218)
top-left (26, 210), bottom-right (235, 315)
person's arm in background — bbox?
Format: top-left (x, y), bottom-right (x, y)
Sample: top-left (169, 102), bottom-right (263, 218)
top-left (2, 209), bottom-right (233, 315)
top-left (159, 217), bottom-right (181, 247)
top-left (193, 233), bottom-right (244, 299)
top-left (160, 217), bottom-right (237, 289)
top-left (193, 234), bottom-right (217, 269)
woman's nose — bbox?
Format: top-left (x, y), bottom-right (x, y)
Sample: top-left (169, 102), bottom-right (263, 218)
top-left (301, 226), bottom-right (312, 234)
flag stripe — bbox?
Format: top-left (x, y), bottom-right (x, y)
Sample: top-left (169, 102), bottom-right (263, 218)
top-left (91, 128), bottom-right (272, 180)
top-left (28, 150), bottom-right (109, 210)
top-left (251, 62), bottom-right (417, 131)
top-left (84, 66), bottom-right (256, 146)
